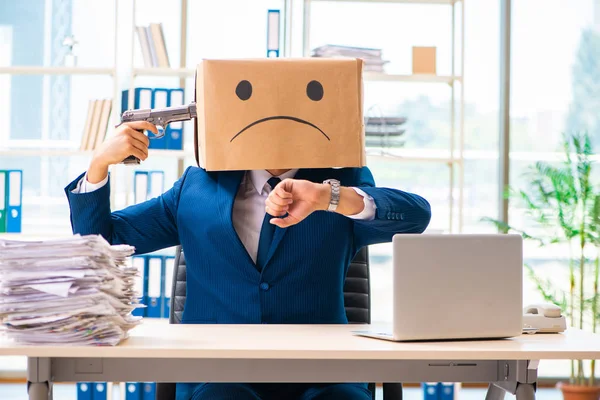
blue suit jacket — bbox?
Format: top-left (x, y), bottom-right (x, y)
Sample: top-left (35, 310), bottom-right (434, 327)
top-left (65, 166), bottom-right (430, 325)
top-left (65, 166), bottom-right (430, 399)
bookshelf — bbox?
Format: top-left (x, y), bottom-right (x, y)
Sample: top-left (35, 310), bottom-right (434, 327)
top-left (301, 0), bottom-right (466, 232)
top-left (0, 0), bottom-right (467, 237)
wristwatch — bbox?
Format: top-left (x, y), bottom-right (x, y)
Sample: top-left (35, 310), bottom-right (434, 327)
top-left (323, 179), bottom-right (340, 211)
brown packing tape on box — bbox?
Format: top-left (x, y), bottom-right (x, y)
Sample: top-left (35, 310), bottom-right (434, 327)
top-left (193, 58), bottom-right (366, 171)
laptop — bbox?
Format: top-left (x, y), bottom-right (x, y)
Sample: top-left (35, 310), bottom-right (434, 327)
top-left (353, 234), bottom-right (523, 341)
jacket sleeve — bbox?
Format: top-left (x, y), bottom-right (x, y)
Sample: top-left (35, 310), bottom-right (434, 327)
top-left (64, 167), bottom-right (191, 255)
top-left (351, 167), bottom-right (431, 250)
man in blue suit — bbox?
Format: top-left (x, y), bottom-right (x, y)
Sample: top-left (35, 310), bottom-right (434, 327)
top-left (65, 121), bottom-right (431, 399)
top-left (66, 60), bottom-right (430, 400)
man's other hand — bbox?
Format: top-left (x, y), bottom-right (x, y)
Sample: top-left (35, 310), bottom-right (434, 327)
top-left (265, 179), bottom-right (365, 228)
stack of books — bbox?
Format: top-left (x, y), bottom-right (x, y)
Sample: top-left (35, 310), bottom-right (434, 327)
top-left (80, 99), bottom-right (112, 151)
top-left (364, 116), bottom-right (407, 148)
top-left (311, 44), bottom-right (389, 72)
top-left (136, 23), bottom-right (170, 68)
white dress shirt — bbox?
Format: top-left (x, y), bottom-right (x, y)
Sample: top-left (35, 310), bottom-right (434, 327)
top-left (73, 169), bottom-right (376, 263)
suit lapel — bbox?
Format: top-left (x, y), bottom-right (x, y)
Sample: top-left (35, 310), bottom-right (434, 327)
top-left (216, 170), bottom-right (260, 278)
top-left (263, 169), bottom-right (314, 269)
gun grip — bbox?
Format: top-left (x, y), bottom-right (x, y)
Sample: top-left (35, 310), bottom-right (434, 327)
top-left (120, 129), bottom-right (144, 165)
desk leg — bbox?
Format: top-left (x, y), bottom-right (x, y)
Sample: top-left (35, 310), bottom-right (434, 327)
top-left (485, 383), bottom-right (506, 400)
top-left (515, 383), bottom-right (536, 400)
top-left (485, 360), bottom-right (538, 400)
top-left (27, 357), bottom-right (52, 400)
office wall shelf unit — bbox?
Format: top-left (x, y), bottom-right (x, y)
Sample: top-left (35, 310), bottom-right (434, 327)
top-left (301, 0), bottom-right (465, 232)
top-left (0, 66), bottom-right (116, 76)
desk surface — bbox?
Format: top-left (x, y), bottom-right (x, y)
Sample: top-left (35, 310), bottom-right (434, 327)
top-left (1, 320), bottom-right (599, 360)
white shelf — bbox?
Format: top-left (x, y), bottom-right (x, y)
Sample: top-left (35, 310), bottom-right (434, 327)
top-left (364, 73), bottom-right (460, 84)
top-left (131, 68), bottom-right (458, 84)
top-left (133, 67), bottom-right (195, 78)
top-left (0, 66), bottom-right (116, 76)
top-left (366, 148), bottom-right (463, 163)
top-left (0, 148), bottom-right (192, 158)
top-left (311, 0), bottom-right (460, 4)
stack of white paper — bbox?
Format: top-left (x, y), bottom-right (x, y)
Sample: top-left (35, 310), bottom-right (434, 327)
top-left (0, 234), bottom-right (143, 346)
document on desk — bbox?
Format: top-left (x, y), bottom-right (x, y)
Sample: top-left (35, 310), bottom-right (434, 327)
top-left (0, 234), bottom-right (143, 346)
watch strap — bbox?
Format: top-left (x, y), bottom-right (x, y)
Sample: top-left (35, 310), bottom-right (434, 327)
top-left (323, 179), bottom-right (340, 211)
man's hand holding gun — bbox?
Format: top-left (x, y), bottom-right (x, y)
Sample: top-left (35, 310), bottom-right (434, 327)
top-left (86, 103), bottom-right (197, 185)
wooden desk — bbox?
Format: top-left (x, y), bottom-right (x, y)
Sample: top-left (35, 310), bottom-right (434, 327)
top-left (2, 320), bottom-right (600, 400)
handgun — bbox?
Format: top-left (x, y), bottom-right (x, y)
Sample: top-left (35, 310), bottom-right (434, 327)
top-left (117, 102), bottom-right (197, 165)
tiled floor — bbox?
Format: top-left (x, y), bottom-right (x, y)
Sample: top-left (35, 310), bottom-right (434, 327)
top-left (0, 383), bottom-right (565, 399)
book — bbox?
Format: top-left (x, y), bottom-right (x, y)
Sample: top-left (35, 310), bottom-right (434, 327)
top-left (149, 23), bottom-right (169, 68)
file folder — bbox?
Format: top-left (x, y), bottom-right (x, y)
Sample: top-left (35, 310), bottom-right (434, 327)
top-left (132, 256), bottom-right (146, 317)
top-left (76, 382), bottom-right (92, 400)
top-left (0, 171), bottom-right (6, 233)
top-left (122, 88), bottom-right (152, 112)
top-left (93, 382), bottom-right (108, 400)
top-left (134, 171), bottom-right (149, 205)
top-left (149, 89), bottom-right (169, 149)
top-left (122, 88), bottom-right (153, 137)
top-left (6, 170), bottom-right (22, 233)
top-left (142, 382), bottom-right (156, 400)
top-left (422, 382), bottom-right (439, 399)
top-left (146, 256), bottom-right (163, 318)
top-left (266, 9), bottom-right (280, 57)
top-left (148, 171), bottom-right (164, 199)
top-left (162, 256), bottom-right (175, 318)
top-left (125, 382), bottom-right (142, 400)
top-left (167, 88), bottom-right (185, 150)
top-left (439, 382), bottom-right (456, 400)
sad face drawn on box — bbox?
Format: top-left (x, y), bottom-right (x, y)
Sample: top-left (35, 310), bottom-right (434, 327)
top-left (195, 58), bottom-right (366, 171)
top-left (230, 79), bottom-right (331, 142)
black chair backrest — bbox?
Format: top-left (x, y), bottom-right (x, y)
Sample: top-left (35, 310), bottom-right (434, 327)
top-left (169, 246), bottom-right (370, 325)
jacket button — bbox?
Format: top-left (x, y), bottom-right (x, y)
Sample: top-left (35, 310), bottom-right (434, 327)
top-left (259, 282), bottom-right (270, 291)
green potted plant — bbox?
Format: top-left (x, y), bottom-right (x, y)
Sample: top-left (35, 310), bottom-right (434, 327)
top-left (483, 132), bottom-right (600, 399)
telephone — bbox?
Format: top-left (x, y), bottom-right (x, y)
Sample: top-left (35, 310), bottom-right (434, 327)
top-left (523, 303), bottom-right (567, 333)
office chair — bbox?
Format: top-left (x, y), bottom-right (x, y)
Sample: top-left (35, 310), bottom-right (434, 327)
top-left (155, 246), bottom-right (403, 400)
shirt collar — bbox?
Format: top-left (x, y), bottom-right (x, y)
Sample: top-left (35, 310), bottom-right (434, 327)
top-left (248, 169), bottom-right (298, 195)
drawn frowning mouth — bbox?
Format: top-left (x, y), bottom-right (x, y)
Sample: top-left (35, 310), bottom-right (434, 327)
top-left (230, 116), bottom-right (330, 142)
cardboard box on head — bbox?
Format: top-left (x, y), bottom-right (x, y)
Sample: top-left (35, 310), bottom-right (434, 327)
top-left (194, 58), bottom-right (366, 171)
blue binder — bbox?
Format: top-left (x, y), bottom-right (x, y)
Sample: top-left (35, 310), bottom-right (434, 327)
top-left (148, 171), bottom-right (165, 199)
top-left (121, 88), bottom-right (153, 112)
top-left (5, 170), bottom-right (22, 233)
top-left (142, 382), bottom-right (156, 400)
top-left (121, 88), bottom-right (154, 138)
top-left (266, 9), bottom-right (280, 57)
top-left (125, 382), bottom-right (142, 400)
top-left (422, 382), bottom-right (439, 399)
top-left (133, 171), bottom-right (149, 205)
top-left (132, 255), bottom-right (146, 317)
top-left (92, 382), bottom-right (108, 400)
top-left (76, 382), bottom-right (92, 400)
top-left (145, 255), bottom-right (163, 318)
top-left (167, 88), bottom-right (184, 150)
top-left (149, 88), bottom-right (169, 149)
top-left (439, 383), bottom-right (455, 400)
top-left (162, 256), bottom-right (175, 318)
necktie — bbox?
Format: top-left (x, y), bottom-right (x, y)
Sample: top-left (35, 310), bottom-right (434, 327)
top-left (256, 177), bottom-right (281, 271)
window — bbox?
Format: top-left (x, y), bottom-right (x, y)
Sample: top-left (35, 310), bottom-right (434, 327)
top-left (508, 0), bottom-right (599, 378)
